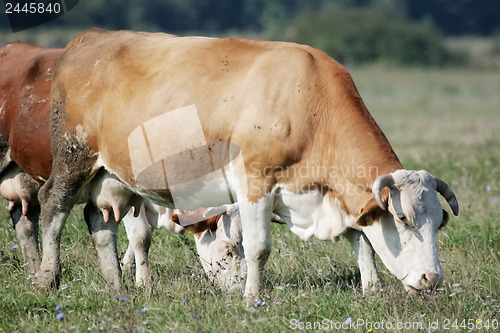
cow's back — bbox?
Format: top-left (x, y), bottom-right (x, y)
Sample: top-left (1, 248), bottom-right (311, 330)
top-left (0, 42), bottom-right (63, 183)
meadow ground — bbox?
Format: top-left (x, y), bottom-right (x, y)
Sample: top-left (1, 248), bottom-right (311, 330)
top-left (0, 66), bottom-right (499, 332)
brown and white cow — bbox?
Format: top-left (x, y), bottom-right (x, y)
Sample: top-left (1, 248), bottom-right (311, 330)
top-left (38, 28), bottom-right (458, 300)
top-left (0, 41), bottom-right (246, 289)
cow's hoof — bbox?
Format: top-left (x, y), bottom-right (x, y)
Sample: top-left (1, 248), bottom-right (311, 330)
top-left (136, 275), bottom-right (153, 288)
top-left (33, 269), bottom-right (60, 289)
top-left (244, 292), bottom-right (264, 307)
top-left (362, 281), bottom-right (384, 295)
top-left (25, 261), bottom-right (41, 278)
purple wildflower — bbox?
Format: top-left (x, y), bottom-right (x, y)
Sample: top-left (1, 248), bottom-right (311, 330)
top-left (183, 296), bottom-right (188, 301)
top-left (345, 317), bottom-right (352, 324)
top-left (194, 314), bottom-right (199, 319)
top-left (452, 180), bottom-right (459, 186)
top-left (56, 313), bottom-right (64, 320)
top-left (12, 244), bottom-right (18, 249)
top-left (253, 300), bottom-right (261, 307)
top-left (131, 263), bottom-right (136, 268)
top-left (493, 197), bottom-right (499, 204)
top-left (55, 304), bottom-right (61, 311)
top-left (141, 307), bottom-right (147, 313)
top-left (485, 185), bottom-right (492, 192)
top-left (119, 297), bottom-right (127, 301)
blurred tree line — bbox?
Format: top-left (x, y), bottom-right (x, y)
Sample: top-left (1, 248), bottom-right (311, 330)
top-left (1, 0), bottom-right (499, 65)
top-left (38, 0), bottom-right (499, 36)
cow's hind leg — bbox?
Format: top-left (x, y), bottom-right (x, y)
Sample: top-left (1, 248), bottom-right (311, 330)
top-left (11, 205), bottom-right (41, 276)
top-left (36, 123), bottom-right (97, 289)
top-left (345, 229), bottom-right (382, 293)
top-left (84, 202), bottom-right (122, 290)
top-left (238, 194), bottom-right (273, 304)
top-left (122, 205), bottom-right (153, 286)
top-left (36, 175), bottom-right (85, 289)
top-left (122, 243), bottom-right (135, 271)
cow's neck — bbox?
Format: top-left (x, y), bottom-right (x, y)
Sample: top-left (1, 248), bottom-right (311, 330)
top-left (314, 82), bottom-right (403, 215)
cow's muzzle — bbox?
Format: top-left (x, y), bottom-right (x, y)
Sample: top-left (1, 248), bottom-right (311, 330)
top-left (405, 272), bottom-right (444, 294)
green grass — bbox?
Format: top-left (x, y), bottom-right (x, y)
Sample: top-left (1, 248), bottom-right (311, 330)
top-left (1, 66), bottom-right (499, 332)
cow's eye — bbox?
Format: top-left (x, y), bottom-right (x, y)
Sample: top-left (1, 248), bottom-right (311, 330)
top-left (395, 213), bottom-right (412, 229)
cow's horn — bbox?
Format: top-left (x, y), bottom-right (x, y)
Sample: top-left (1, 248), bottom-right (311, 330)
top-left (372, 174), bottom-right (394, 210)
top-left (435, 178), bottom-right (459, 216)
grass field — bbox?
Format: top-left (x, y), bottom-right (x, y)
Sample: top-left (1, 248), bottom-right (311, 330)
top-left (0, 65), bottom-right (499, 332)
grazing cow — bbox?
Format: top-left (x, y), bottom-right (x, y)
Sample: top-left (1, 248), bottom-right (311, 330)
top-left (125, 203), bottom-right (248, 287)
top-left (38, 28), bottom-right (458, 300)
top-left (0, 41), bottom-right (246, 289)
top-left (190, 205), bottom-right (247, 287)
top-left (122, 201), bottom-right (248, 287)
top-left (0, 42), bottom-right (62, 276)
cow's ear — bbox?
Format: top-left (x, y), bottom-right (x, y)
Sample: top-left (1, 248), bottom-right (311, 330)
top-left (438, 209), bottom-right (449, 230)
top-left (356, 197), bottom-right (384, 227)
top-left (182, 214), bottom-right (221, 236)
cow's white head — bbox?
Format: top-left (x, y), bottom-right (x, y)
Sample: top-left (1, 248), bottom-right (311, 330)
top-left (357, 169), bottom-right (458, 293)
top-left (193, 205), bottom-right (247, 288)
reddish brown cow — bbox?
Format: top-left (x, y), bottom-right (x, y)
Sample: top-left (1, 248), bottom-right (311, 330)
top-left (0, 41), bottom-right (57, 185)
top-left (0, 42), bottom-right (61, 275)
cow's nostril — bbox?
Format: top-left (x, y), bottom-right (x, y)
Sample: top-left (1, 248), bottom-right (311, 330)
top-left (421, 272), bottom-right (443, 288)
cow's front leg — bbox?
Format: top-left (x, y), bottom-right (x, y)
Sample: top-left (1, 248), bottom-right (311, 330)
top-left (238, 194), bottom-right (273, 304)
top-left (84, 202), bottom-right (122, 291)
top-left (345, 229), bottom-right (382, 293)
top-left (11, 206), bottom-right (41, 276)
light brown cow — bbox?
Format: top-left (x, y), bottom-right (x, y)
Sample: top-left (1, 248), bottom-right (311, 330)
top-left (0, 41), bottom-right (245, 289)
top-left (38, 28), bottom-right (458, 301)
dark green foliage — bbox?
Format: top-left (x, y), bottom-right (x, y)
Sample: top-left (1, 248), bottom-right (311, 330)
top-left (269, 8), bottom-right (460, 66)
top-left (405, 0), bottom-right (500, 36)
